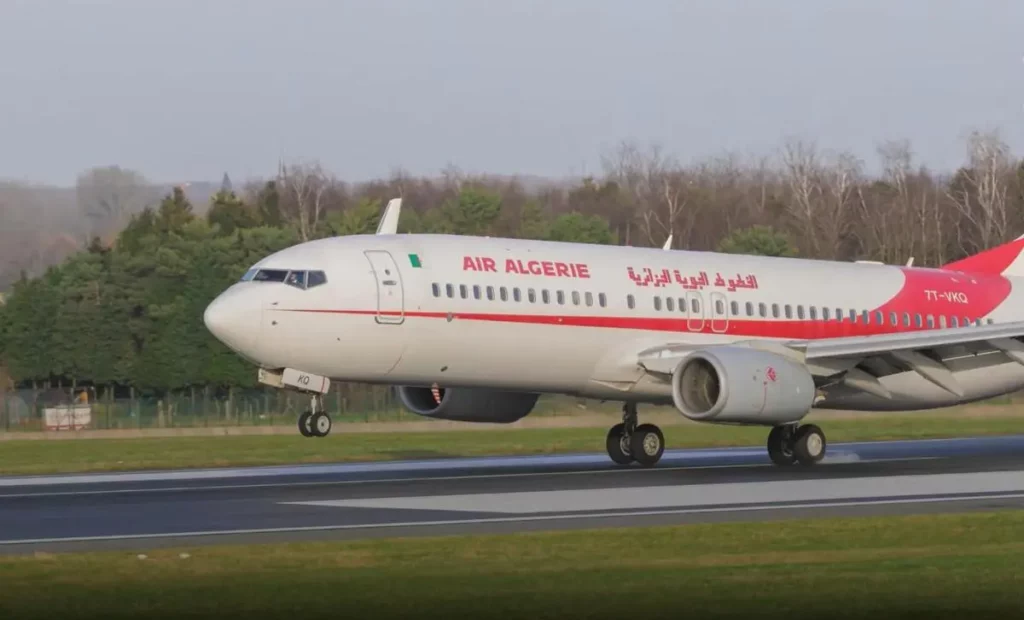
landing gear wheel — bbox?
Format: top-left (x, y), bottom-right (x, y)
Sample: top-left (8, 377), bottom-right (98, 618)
top-left (298, 411), bottom-right (314, 438)
top-left (630, 423), bottom-right (664, 467)
top-left (767, 425), bottom-right (797, 466)
top-left (793, 424), bottom-right (826, 465)
top-left (606, 423), bottom-right (633, 465)
top-left (310, 412), bottom-right (332, 438)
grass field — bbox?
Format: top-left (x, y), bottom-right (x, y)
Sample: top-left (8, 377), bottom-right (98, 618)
top-left (1, 511), bottom-right (1021, 619)
top-left (0, 408), bottom-right (1021, 475)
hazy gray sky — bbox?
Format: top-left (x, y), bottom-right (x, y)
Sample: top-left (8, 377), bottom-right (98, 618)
top-left (2, 0), bottom-right (1023, 186)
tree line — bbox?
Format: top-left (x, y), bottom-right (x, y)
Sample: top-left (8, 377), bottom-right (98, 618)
top-left (0, 130), bottom-right (1023, 399)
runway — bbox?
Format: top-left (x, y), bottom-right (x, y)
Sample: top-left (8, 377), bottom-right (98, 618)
top-left (1, 435), bottom-right (1023, 554)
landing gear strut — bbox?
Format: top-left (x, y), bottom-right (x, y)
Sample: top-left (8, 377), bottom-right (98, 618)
top-left (767, 423), bottom-right (826, 466)
top-left (606, 403), bottom-right (664, 467)
top-left (297, 393), bottom-right (332, 438)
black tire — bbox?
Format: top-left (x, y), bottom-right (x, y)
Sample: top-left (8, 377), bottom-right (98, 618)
top-left (606, 423), bottom-right (633, 465)
top-left (793, 424), bottom-right (826, 465)
top-left (297, 411), bottom-right (314, 438)
top-left (310, 412), bottom-right (332, 438)
top-left (630, 423), bottom-right (664, 467)
top-left (767, 425), bottom-right (798, 466)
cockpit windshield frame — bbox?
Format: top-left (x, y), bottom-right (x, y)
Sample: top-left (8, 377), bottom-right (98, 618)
top-left (240, 268), bottom-right (327, 290)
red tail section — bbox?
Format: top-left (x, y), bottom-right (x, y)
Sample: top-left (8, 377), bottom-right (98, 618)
top-left (941, 235), bottom-right (1024, 277)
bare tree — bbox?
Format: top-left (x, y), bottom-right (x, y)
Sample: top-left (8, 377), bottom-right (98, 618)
top-left (75, 166), bottom-right (153, 237)
top-left (277, 158), bottom-right (331, 241)
top-left (947, 129), bottom-right (1015, 254)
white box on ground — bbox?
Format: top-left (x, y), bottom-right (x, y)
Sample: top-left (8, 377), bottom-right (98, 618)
top-left (43, 404), bottom-right (92, 431)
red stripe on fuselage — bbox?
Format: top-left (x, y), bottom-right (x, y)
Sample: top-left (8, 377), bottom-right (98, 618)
top-left (276, 266), bottom-right (1012, 340)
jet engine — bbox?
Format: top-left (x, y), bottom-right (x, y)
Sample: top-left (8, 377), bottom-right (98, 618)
top-left (396, 385), bottom-right (540, 423)
top-left (670, 346), bottom-right (815, 425)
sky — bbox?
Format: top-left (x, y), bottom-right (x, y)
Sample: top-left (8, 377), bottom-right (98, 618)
top-left (1, 0), bottom-right (1023, 186)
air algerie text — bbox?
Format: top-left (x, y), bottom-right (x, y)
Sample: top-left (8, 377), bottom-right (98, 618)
top-left (462, 256), bottom-right (591, 279)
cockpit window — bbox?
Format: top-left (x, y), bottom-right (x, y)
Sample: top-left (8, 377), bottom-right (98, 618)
top-left (285, 271), bottom-right (306, 289)
top-left (306, 271), bottom-right (327, 288)
top-left (252, 269), bottom-right (289, 282)
top-left (241, 268), bottom-right (328, 290)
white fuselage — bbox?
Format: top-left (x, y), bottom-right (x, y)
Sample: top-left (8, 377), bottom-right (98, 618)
top-left (202, 233), bottom-right (1024, 415)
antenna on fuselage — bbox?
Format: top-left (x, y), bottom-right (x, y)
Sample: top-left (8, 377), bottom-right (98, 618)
top-left (376, 198), bottom-right (402, 235)
top-left (662, 234), bottom-right (673, 250)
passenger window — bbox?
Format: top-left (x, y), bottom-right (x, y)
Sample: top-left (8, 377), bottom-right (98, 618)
top-left (486, 286), bottom-right (495, 301)
top-left (585, 292), bottom-right (593, 307)
top-left (556, 291), bottom-right (565, 305)
top-left (691, 298), bottom-right (700, 313)
top-left (876, 311), bottom-right (884, 325)
top-left (431, 283), bottom-right (440, 297)
top-left (987, 318), bottom-right (994, 324)
top-left (307, 271), bottom-right (328, 288)
top-left (785, 304), bottom-right (793, 319)
top-left (861, 310), bottom-right (869, 324)
top-left (460, 284), bottom-right (468, 299)
top-left (542, 290), bottom-right (550, 304)
top-left (809, 306), bottom-right (817, 320)
top-left (715, 299), bottom-right (724, 314)
top-left (914, 314), bottom-right (922, 327)
top-left (473, 285), bottom-right (481, 300)
top-left (772, 303), bottom-right (780, 318)
top-left (822, 307), bottom-right (830, 320)
top-left (653, 296), bottom-right (662, 311)
top-left (599, 293), bottom-right (607, 307)
top-left (666, 297), bottom-right (675, 312)
top-left (528, 289), bottom-right (537, 303)
top-left (951, 316), bottom-right (959, 327)
top-left (745, 302), bottom-right (753, 316)
top-left (835, 308), bottom-right (842, 321)
top-left (796, 305), bottom-right (805, 319)
top-left (731, 301), bottom-right (739, 315)
top-left (939, 315), bottom-right (947, 328)
top-left (902, 312), bottom-right (910, 327)
top-left (758, 302), bottom-right (767, 318)
top-left (445, 284), bottom-right (454, 298)
top-left (500, 287), bottom-right (508, 301)
top-left (627, 294), bottom-right (635, 309)
top-left (926, 315), bottom-right (935, 329)
top-left (513, 288), bottom-right (522, 302)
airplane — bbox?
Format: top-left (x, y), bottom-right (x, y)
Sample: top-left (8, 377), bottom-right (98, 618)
top-left (203, 197), bottom-right (1024, 468)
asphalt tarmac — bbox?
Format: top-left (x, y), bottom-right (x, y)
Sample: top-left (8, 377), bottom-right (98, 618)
top-left (1, 435), bottom-right (1022, 554)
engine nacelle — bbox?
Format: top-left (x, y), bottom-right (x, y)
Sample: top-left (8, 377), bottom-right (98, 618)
top-left (670, 346), bottom-right (815, 425)
top-left (396, 386), bottom-right (540, 423)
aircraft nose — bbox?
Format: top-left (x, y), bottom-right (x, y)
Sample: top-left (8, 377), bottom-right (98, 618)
top-left (203, 288), bottom-right (260, 354)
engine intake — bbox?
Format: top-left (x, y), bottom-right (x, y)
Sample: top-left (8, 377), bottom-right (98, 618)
top-left (396, 386), bottom-right (539, 423)
top-left (671, 346), bottom-right (815, 425)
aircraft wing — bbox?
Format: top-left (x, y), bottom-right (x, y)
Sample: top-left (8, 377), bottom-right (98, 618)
top-left (633, 321), bottom-right (1024, 400)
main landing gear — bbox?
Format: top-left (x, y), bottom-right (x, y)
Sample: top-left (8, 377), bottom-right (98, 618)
top-left (606, 403), bottom-right (665, 467)
top-left (297, 394), bottom-right (332, 438)
top-left (766, 423), bottom-right (826, 466)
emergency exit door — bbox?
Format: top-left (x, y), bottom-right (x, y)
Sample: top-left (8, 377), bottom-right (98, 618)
top-left (364, 250), bottom-right (405, 324)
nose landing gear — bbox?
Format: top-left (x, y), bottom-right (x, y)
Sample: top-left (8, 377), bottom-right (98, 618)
top-left (298, 394), bottom-right (332, 438)
top-left (605, 403), bottom-right (665, 467)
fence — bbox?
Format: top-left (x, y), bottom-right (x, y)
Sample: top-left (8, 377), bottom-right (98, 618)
top-left (0, 385), bottom-right (619, 432)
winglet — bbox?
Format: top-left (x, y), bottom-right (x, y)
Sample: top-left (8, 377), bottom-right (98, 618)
top-left (662, 234), bottom-right (673, 250)
top-left (905, 256), bottom-right (914, 267)
top-left (375, 198), bottom-right (402, 235)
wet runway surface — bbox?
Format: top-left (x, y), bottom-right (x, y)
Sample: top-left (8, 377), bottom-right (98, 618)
top-left (1, 435), bottom-right (1022, 554)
